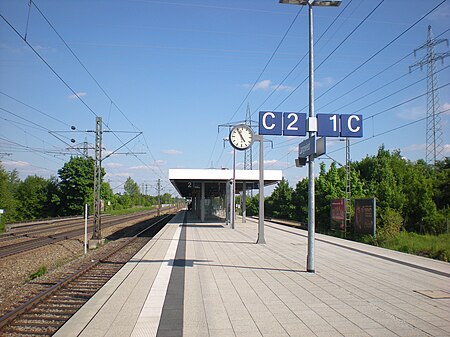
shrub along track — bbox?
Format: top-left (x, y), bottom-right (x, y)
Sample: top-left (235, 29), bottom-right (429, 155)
top-left (0, 213), bottom-right (174, 337)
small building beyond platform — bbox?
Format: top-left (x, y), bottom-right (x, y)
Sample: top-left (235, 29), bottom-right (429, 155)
top-left (169, 169), bottom-right (282, 222)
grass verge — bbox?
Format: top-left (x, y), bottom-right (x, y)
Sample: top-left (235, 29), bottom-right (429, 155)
top-left (380, 232), bottom-right (450, 262)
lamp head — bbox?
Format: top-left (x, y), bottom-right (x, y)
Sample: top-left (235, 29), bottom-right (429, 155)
top-left (279, 0), bottom-right (342, 6)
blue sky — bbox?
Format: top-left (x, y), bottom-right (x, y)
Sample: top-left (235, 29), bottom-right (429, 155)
top-left (1, 0), bottom-right (449, 196)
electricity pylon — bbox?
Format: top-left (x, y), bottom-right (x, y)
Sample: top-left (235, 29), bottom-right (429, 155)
top-left (410, 25), bottom-right (449, 166)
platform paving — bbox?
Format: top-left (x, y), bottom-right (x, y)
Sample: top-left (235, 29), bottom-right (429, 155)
top-left (55, 211), bottom-right (450, 337)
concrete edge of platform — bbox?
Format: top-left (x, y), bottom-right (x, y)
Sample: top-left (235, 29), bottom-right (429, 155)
top-left (54, 215), bottom-right (185, 337)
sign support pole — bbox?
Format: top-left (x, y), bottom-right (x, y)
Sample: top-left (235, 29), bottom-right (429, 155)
top-left (256, 135), bottom-right (265, 244)
top-left (307, 3), bottom-right (316, 273)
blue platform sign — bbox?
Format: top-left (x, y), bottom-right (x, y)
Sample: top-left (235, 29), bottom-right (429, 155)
top-left (259, 111), bottom-right (282, 135)
top-left (259, 111), bottom-right (363, 138)
top-left (341, 114), bottom-right (363, 137)
top-left (283, 112), bottom-right (307, 136)
top-left (317, 113), bottom-right (363, 138)
top-left (317, 114), bottom-right (340, 137)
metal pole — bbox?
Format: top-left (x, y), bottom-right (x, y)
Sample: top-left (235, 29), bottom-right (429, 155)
top-left (307, 3), bottom-right (316, 273)
top-left (242, 182), bottom-right (247, 223)
top-left (84, 204), bottom-right (88, 254)
top-left (157, 178), bottom-right (161, 216)
top-left (257, 135), bottom-right (266, 244)
top-left (231, 148), bottom-right (236, 229)
top-left (92, 116), bottom-right (102, 240)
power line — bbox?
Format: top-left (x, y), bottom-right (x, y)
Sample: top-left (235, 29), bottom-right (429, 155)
top-left (250, 0), bottom-right (354, 119)
top-left (29, 0), bottom-right (141, 132)
top-left (245, 0), bottom-right (449, 171)
top-left (30, 0), bottom-right (166, 179)
top-left (298, 0), bottom-right (448, 111)
top-left (328, 107), bottom-right (450, 155)
top-left (208, 5), bottom-right (304, 167)
top-left (0, 91), bottom-right (72, 128)
top-left (1, 10), bottom-right (166, 180)
top-left (317, 27), bottom-right (450, 112)
top-left (227, 6), bottom-right (304, 124)
top-left (258, 0), bottom-right (386, 116)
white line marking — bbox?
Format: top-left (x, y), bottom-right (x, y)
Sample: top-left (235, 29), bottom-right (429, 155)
top-left (131, 225), bottom-right (181, 337)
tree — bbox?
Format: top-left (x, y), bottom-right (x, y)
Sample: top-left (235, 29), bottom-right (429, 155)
top-left (124, 177), bottom-right (140, 206)
top-left (266, 178), bottom-right (295, 220)
top-left (15, 175), bottom-right (50, 220)
top-left (0, 163), bottom-right (19, 225)
top-left (292, 178), bottom-right (308, 223)
top-left (58, 156), bottom-right (98, 215)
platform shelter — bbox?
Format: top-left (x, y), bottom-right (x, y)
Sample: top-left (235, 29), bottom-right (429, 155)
top-left (169, 169), bottom-right (282, 223)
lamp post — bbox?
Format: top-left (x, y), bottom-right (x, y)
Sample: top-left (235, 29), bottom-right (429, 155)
top-left (279, 0), bottom-right (341, 273)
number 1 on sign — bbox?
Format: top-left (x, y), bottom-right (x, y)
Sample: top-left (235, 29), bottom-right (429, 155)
top-left (330, 114), bottom-right (338, 132)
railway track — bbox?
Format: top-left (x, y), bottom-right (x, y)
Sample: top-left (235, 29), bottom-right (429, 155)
top-left (0, 213), bottom-right (174, 337)
top-left (0, 207), bottom-right (176, 259)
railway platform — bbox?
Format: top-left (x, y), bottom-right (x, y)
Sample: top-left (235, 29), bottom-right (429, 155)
top-left (55, 210), bottom-right (450, 337)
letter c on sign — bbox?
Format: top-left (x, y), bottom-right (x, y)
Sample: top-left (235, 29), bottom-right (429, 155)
top-left (263, 112), bottom-right (276, 130)
top-left (348, 115), bottom-right (360, 133)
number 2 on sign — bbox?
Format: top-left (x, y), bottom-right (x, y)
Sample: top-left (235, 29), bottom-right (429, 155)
top-left (286, 113), bottom-right (298, 130)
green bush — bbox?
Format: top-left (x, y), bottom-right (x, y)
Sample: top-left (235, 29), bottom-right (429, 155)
top-left (377, 208), bottom-right (403, 243)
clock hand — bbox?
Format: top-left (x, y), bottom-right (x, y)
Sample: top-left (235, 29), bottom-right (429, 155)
top-left (237, 129), bottom-right (246, 142)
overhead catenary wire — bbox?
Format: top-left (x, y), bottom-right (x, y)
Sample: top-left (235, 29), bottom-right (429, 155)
top-left (297, 0), bottom-right (448, 112)
top-left (1, 9), bottom-right (166, 180)
top-left (28, 0), bottom-right (171, 179)
top-left (315, 27), bottom-right (450, 112)
top-left (250, 0), bottom-right (354, 119)
top-left (207, 5), bottom-right (304, 168)
top-left (263, 80), bottom-right (450, 169)
top-left (254, 0), bottom-right (386, 118)
top-left (0, 91), bottom-right (72, 128)
top-left (248, 2), bottom-right (449, 168)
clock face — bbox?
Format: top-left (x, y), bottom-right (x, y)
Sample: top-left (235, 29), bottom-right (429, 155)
top-left (229, 125), bottom-right (254, 150)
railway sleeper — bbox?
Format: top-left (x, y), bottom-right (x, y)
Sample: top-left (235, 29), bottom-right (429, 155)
top-left (56, 292), bottom-right (95, 299)
top-left (11, 321), bottom-right (61, 328)
top-left (60, 289), bottom-right (97, 298)
top-left (36, 301), bottom-right (81, 307)
top-left (47, 298), bottom-right (86, 304)
top-left (76, 276), bottom-right (112, 281)
top-left (30, 308), bottom-right (78, 315)
top-left (71, 279), bottom-right (107, 285)
top-left (63, 288), bottom-right (98, 294)
top-left (35, 303), bottom-right (80, 310)
top-left (66, 283), bottom-right (100, 289)
top-left (20, 314), bottom-right (69, 321)
top-left (2, 326), bottom-right (56, 336)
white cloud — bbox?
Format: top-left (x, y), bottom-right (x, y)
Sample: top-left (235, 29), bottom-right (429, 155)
top-left (443, 144), bottom-right (450, 156)
top-left (103, 162), bottom-right (123, 168)
top-left (396, 106), bottom-right (426, 120)
top-left (255, 79), bottom-right (271, 90)
top-left (243, 79), bottom-right (294, 92)
top-left (401, 143), bottom-right (426, 153)
top-left (273, 84), bottom-right (295, 91)
top-left (162, 149), bottom-right (182, 155)
top-left (3, 160), bottom-right (31, 168)
top-left (68, 92), bottom-right (87, 100)
top-left (315, 77), bottom-right (334, 88)
top-left (104, 172), bottom-right (131, 178)
top-left (263, 159), bottom-right (290, 168)
top-left (129, 165), bottom-right (153, 171)
top-left (155, 159), bottom-right (166, 165)
top-left (442, 102), bottom-right (450, 114)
